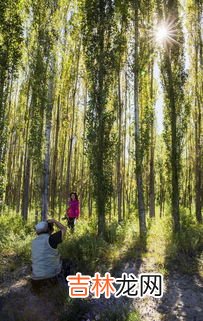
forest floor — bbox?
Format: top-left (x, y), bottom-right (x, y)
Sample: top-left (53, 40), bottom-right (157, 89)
top-left (0, 214), bottom-right (203, 321)
top-left (0, 249), bottom-right (203, 321)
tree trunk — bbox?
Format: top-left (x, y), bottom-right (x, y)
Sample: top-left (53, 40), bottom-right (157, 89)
top-left (21, 82), bottom-right (31, 221)
top-left (41, 61), bottom-right (54, 220)
top-left (117, 70), bottom-right (122, 223)
top-left (22, 157), bottom-right (30, 221)
top-left (164, 52), bottom-right (180, 232)
top-left (194, 3), bottom-right (202, 223)
top-left (50, 95), bottom-right (60, 213)
top-left (149, 61), bottom-right (155, 218)
top-left (134, 3), bottom-right (146, 236)
top-left (66, 42), bottom-right (81, 198)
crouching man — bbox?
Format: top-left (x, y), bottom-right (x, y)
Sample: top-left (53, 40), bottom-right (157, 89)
top-left (31, 218), bottom-right (67, 291)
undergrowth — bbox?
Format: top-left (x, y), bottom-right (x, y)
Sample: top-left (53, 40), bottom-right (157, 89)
top-left (0, 206), bottom-right (202, 320)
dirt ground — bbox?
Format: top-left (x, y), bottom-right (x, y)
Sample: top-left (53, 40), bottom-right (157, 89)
top-left (0, 257), bottom-right (203, 321)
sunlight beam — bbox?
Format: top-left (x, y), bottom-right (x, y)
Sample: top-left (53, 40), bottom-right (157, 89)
top-left (152, 19), bottom-right (179, 46)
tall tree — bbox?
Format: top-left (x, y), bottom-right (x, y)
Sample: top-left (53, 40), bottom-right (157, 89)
top-left (82, 0), bottom-right (120, 236)
top-left (157, 0), bottom-right (188, 232)
top-left (132, 1), bottom-right (146, 236)
top-left (0, 0), bottom-right (23, 211)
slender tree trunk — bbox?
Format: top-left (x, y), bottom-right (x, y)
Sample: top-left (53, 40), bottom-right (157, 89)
top-left (22, 157), bottom-right (30, 221)
top-left (50, 95), bottom-right (60, 213)
top-left (79, 86), bottom-right (87, 216)
top-left (162, 51), bottom-right (180, 232)
top-left (0, 75), bottom-right (8, 211)
top-left (59, 137), bottom-right (67, 218)
top-left (194, 5), bottom-right (202, 223)
top-left (117, 69), bottom-right (122, 223)
top-left (41, 116), bottom-right (52, 220)
top-left (66, 42), bottom-right (81, 198)
top-left (149, 61), bottom-right (155, 218)
top-left (16, 152), bottom-right (24, 213)
top-left (134, 3), bottom-right (146, 236)
top-left (21, 82), bottom-right (31, 221)
top-left (88, 175), bottom-right (92, 218)
top-left (122, 73), bottom-right (127, 220)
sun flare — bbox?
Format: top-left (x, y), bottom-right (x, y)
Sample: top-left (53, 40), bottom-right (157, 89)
top-left (155, 25), bottom-right (169, 42)
top-left (152, 19), bottom-right (179, 46)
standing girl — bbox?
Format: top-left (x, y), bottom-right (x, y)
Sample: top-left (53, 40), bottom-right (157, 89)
top-left (66, 192), bottom-right (80, 232)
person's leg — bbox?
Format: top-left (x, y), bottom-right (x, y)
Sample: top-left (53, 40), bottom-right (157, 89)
top-left (68, 217), bottom-right (72, 229)
top-left (31, 277), bottom-right (58, 294)
top-left (69, 218), bottom-right (75, 232)
top-left (61, 260), bottom-right (71, 277)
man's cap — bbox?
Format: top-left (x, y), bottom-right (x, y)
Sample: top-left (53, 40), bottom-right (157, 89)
top-left (35, 221), bottom-right (48, 233)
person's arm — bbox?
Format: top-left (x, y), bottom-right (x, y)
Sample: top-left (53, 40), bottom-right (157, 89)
top-left (47, 218), bottom-right (67, 239)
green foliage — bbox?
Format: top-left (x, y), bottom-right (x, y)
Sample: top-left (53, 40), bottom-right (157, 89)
top-left (0, 0), bottom-right (23, 208)
top-left (59, 214), bottom-right (139, 277)
top-left (81, 0), bottom-right (129, 229)
top-left (96, 308), bottom-right (141, 321)
top-left (28, 0), bottom-right (58, 166)
top-left (177, 209), bottom-right (203, 256)
top-left (0, 213), bottom-right (33, 251)
top-left (0, 212), bottom-right (34, 276)
top-left (159, 0), bottom-right (189, 177)
top-left (0, 0), bottom-right (23, 75)
top-left (163, 208), bottom-right (203, 274)
top-left (60, 231), bottom-right (109, 275)
top-left (126, 311), bottom-right (141, 321)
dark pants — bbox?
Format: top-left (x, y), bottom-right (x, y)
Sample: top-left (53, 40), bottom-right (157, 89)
top-left (68, 217), bottom-right (76, 231)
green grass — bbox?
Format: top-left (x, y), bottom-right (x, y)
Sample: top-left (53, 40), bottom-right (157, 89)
top-left (0, 205), bottom-right (202, 320)
top-left (144, 206), bottom-right (203, 276)
top-left (0, 212), bottom-right (35, 276)
top-left (59, 214), bottom-right (141, 275)
top-left (60, 298), bottom-right (141, 321)
top-left (165, 208), bottom-right (203, 275)
top-left (100, 309), bottom-right (140, 321)
top-left (1, 206), bottom-right (202, 277)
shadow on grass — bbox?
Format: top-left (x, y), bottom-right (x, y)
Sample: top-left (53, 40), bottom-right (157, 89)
top-left (157, 221), bottom-right (203, 321)
top-left (110, 233), bottom-right (147, 277)
top-left (59, 227), bottom-right (147, 321)
top-left (60, 225), bottom-right (147, 277)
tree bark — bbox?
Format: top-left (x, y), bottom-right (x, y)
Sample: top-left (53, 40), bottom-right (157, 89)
top-left (149, 61), bottom-right (155, 218)
top-left (134, 3), bottom-right (146, 236)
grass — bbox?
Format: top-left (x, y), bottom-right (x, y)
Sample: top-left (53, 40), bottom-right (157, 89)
top-left (1, 206), bottom-right (202, 277)
top-left (59, 214), bottom-right (141, 275)
top-left (144, 207), bottom-right (203, 276)
top-left (0, 212), bottom-right (35, 278)
top-left (0, 205), bottom-right (202, 320)
top-left (165, 207), bottom-right (203, 275)
top-left (99, 309), bottom-right (140, 321)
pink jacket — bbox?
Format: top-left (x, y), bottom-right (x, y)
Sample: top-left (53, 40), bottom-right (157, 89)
top-left (67, 199), bottom-right (80, 218)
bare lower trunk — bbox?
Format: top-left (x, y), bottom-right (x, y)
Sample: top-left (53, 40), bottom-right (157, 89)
top-left (22, 157), bottom-right (30, 221)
